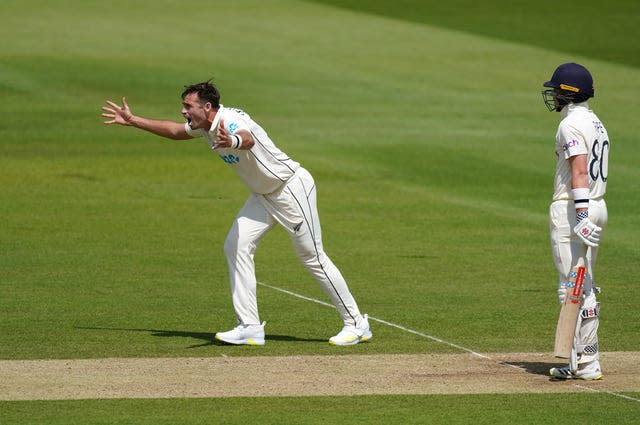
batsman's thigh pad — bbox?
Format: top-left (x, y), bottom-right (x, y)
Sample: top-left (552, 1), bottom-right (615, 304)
top-left (588, 199), bottom-right (608, 228)
top-left (550, 201), bottom-right (599, 287)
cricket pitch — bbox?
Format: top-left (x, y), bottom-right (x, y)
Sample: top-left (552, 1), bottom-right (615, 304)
top-left (1, 352), bottom-right (638, 401)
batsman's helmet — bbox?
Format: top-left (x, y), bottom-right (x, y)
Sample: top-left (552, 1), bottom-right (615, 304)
top-left (542, 63), bottom-right (594, 111)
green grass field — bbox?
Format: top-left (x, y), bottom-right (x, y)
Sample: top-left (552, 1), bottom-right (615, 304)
top-left (1, 0), bottom-right (640, 423)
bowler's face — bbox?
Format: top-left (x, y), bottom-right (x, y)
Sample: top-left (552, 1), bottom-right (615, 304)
top-left (182, 93), bottom-right (211, 129)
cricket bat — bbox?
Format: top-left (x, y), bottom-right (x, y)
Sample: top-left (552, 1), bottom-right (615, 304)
top-left (553, 257), bottom-right (586, 358)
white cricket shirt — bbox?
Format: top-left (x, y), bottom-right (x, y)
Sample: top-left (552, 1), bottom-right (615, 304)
top-left (552, 102), bottom-right (609, 202)
top-left (185, 105), bottom-right (300, 194)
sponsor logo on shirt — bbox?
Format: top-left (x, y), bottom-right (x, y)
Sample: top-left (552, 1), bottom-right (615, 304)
top-left (219, 154), bottom-right (240, 164)
top-left (563, 139), bottom-right (580, 151)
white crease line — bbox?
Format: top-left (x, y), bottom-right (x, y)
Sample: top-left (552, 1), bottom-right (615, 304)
top-left (367, 316), bottom-right (493, 361)
top-left (573, 384), bottom-right (640, 403)
top-left (258, 281), bottom-right (640, 404)
top-left (258, 281), bottom-right (491, 360)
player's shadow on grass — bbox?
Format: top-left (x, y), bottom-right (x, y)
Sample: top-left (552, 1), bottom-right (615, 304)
top-left (76, 326), bottom-right (324, 347)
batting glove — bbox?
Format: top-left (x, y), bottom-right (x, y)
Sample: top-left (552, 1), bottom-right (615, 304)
top-left (573, 218), bottom-right (602, 247)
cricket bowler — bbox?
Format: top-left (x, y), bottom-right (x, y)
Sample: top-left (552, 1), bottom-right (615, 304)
top-left (542, 63), bottom-right (609, 380)
top-left (101, 81), bottom-right (371, 346)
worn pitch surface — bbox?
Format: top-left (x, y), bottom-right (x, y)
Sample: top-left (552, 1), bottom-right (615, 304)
top-left (1, 352), bottom-right (638, 401)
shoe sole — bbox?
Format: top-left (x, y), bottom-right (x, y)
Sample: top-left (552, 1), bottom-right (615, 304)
top-left (329, 332), bottom-right (372, 346)
top-left (551, 374), bottom-right (603, 381)
top-left (214, 335), bottom-right (265, 346)
top-left (549, 368), bottom-right (603, 381)
top-left (577, 373), bottom-right (603, 381)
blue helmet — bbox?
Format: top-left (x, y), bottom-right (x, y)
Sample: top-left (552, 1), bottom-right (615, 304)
top-left (542, 63), bottom-right (594, 111)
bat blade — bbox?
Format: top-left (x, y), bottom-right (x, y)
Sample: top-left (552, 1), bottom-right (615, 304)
top-left (553, 258), bottom-right (586, 358)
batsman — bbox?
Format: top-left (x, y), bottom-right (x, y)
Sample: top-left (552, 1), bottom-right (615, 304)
top-left (542, 63), bottom-right (609, 380)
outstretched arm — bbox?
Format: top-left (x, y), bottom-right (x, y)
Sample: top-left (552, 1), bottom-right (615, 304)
top-left (102, 97), bottom-right (192, 140)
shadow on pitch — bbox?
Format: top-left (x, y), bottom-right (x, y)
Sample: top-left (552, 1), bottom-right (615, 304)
top-left (75, 326), bottom-right (324, 347)
top-left (503, 361), bottom-right (561, 378)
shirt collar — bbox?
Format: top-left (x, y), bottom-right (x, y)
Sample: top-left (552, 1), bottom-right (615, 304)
top-left (561, 101), bottom-right (589, 118)
top-left (208, 104), bottom-right (224, 133)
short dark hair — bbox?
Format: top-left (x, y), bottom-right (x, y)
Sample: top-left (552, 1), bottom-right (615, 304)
top-left (181, 80), bottom-right (220, 108)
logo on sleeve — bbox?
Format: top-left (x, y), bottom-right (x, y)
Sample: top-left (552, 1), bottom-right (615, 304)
top-left (563, 139), bottom-right (580, 151)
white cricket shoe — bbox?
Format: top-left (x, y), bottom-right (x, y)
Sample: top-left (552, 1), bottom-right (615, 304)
top-left (329, 314), bottom-right (372, 346)
top-left (550, 361), bottom-right (603, 380)
top-left (215, 322), bottom-right (266, 346)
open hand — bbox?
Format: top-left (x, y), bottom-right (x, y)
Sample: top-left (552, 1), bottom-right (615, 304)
top-left (102, 97), bottom-right (133, 125)
top-left (213, 119), bottom-right (235, 149)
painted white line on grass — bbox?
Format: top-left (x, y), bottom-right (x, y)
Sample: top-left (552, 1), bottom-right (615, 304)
top-left (258, 281), bottom-right (492, 360)
top-left (573, 384), bottom-right (640, 403)
top-left (259, 281), bottom-right (336, 309)
top-left (258, 281), bottom-right (640, 404)
top-left (367, 316), bottom-right (494, 361)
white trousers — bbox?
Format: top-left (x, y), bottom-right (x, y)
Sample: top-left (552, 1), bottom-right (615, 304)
top-left (549, 198), bottom-right (607, 364)
top-left (223, 167), bottom-right (362, 327)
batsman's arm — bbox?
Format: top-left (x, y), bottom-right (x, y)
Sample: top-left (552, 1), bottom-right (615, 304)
top-left (568, 154), bottom-right (601, 246)
top-left (102, 97), bottom-right (192, 140)
top-left (569, 154), bottom-right (589, 208)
